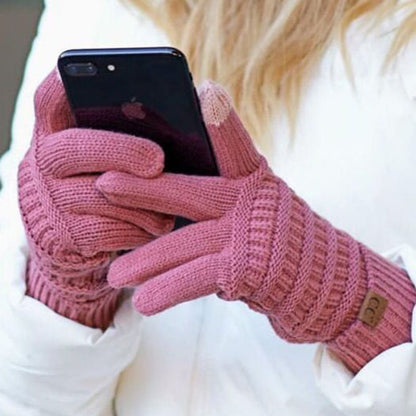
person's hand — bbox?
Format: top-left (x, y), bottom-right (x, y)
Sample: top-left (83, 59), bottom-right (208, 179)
top-left (18, 69), bottom-right (173, 329)
top-left (97, 81), bottom-right (415, 371)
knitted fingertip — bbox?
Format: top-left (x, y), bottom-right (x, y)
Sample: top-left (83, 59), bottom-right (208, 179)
top-left (198, 80), bottom-right (233, 127)
top-left (132, 289), bottom-right (155, 316)
top-left (198, 81), bottom-right (261, 178)
top-left (107, 255), bottom-right (131, 289)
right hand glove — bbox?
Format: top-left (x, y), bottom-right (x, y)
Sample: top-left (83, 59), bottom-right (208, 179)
top-left (17, 68), bottom-right (173, 329)
top-left (98, 81), bottom-right (416, 372)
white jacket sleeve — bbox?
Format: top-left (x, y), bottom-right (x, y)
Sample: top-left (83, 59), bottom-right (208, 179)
top-left (314, 245), bottom-right (416, 415)
top-left (0, 2), bottom-right (162, 415)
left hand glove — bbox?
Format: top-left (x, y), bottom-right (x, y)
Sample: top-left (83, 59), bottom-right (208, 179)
top-left (18, 69), bottom-right (173, 329)
top-left (97, 81), bottom-right (416, 372)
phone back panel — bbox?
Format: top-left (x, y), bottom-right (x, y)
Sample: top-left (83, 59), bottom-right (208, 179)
top-left (58, 48), bottom-right (218, 176)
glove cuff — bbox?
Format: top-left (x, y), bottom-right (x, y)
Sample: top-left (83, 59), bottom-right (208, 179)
top-left (250, 176), bottom-right (416, 373)
top-left (242, 174), bottom-right (416, 372)
top-left (244, 176), bottom-right (368, 341)
top-left (26, 257), bottom-right (119, 330)
top-left (326, 247), bottom-right (416, 373)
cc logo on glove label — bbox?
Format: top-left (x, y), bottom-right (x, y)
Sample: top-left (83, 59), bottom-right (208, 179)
top-left (358, 290), bottom-right (388, 328)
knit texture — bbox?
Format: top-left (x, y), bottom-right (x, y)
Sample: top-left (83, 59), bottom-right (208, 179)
top-left (258, 179), bottom-right (415, 372)
top-left (17, 68), bottom-right (172, 329)
top-left (98, 80), bottom-right (416, 371)
top-left (26, 258), bottom-right (119, 329)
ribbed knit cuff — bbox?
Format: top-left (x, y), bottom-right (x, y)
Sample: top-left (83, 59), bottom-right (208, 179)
top-left (243, 176), bottom-right (368, 344)
top-left (26, 257), bottom-right (119, 330)
top-left (227, 171), bottom-right (281, 299)
top-left (266, 221), bottom-right (369, 342)
top-left (327, 246), bottom-right (416, 373)
top-left (247, 174), bottom-right (416, 372)
top-left (250, 175), bottom-right (416, 373)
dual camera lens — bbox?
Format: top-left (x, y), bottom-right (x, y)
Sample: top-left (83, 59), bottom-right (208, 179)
top-left (64, 63), bottom-right (97, 77)
top-left (64, 63), bottom-right (116, 77)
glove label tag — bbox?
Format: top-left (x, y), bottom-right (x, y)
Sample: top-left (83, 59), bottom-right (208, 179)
top-left (358, 290), bottom-right (388, 328)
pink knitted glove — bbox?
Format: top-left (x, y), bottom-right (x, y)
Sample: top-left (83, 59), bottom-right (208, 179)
top-left (97, 81), bottom-right (416, 371)
top-left (17, 69), bottom-right (173, 330)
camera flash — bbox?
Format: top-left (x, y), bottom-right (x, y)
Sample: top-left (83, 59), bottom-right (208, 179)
top-left (107, 64), bottom-right (116, 71)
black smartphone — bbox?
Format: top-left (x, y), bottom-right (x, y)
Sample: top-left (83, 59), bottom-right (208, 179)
top-left (57, 47), bottom-right (218, 176)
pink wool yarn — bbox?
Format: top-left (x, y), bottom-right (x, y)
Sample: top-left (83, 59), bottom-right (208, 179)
top-left (98, 81), bottom-right (416, 372)
top-left (18, 69), bottom-right (173, 329)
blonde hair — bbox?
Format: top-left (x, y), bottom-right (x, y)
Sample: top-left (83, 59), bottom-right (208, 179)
top-left (124, 0), bottom-right (416, 152)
